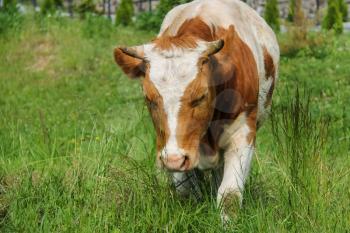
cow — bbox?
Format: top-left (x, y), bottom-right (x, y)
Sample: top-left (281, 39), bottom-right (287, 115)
top-left (113, 0), bottom-right (279, 220)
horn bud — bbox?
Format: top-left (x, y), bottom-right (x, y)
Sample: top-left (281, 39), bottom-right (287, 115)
top-left (119, 46), bottom-right (145, 61)
top-left (202, 39), bottom-right (225, 57)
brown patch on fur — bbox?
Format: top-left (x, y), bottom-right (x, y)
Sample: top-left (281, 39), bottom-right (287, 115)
top-left (246, 108), bottom-right (257, 145)
top-left (176, 61), bottom-right (215, 159)
top-left (263, 47), bottom-right (275, 80)
top-left (154, 18), bottom-right (216, 50)
top-left (142, 75), bottom-right (170, 152)
top-left (263, 47), bottom-right (276, 108)
top-left (153, 35), bottom-right (198, 50)
top-left (168, 23), bottom-right (259, 157)
top-left (113, 48), bottom-right (145, 78)
top-left (198, 25), bottom-right (259, 155)
top-left (115, 17), bottom-right (259, 166)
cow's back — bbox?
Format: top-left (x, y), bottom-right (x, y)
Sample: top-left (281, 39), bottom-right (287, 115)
top-left (159, 0), bottom-right (280, 124)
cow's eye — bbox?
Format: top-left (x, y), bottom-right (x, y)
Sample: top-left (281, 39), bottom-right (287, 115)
top-left (190, 94), bottom-right (207, 108)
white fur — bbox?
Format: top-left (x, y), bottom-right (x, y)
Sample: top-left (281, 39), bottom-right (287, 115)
top-left (159, 0), bottom-right (280, 124)
top-left (217, 120), bottom-right (254, 209)
top-left (151, 0), bottom-right (280, 220)
top-left (144, 44), bottom-right (208, 158)
top-left (147, 0), bottom-right (279, 158)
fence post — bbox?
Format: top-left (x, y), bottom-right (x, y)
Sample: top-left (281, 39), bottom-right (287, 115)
top-left (148, 0), bottom-right (152, 12)
top-left (138, 0), bottom-right (142, 12)
top-left (68, 0), bottom-right (73, 17)
top-left (103, 0), bottom-right (106, 14)
top-left (31, 0), bottom-right (37, 8)
top-left (108, 0), bottom-right (111, 20)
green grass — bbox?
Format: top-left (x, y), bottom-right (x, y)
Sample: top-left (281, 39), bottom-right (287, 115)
top-left (0, 15), bottom-right (349, 232)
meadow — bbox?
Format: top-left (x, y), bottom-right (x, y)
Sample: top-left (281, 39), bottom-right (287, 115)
top-left (0, 15), bottom-right (349, 232)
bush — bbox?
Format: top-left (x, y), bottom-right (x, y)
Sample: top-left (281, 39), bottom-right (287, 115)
top-left (116, 0), bottom-right (134, 26)
top-left (264, 0), bottom-right (280, 32)
top-left (41, 0), bottom-right (63, 15)
top-left (156, 0), bottom-right (188, 17)
top-left (135, 0), bottom-right (191, 31)
top-left (2, 0), bottom-right (17, 12)
top-left (279, 28), bottom-right (334, 58)
top-left (287, 0), bottom-right (295, 22)
top-left (338, 0), bottom-right (348, 22)
top-left (322, 0), bottom-right (343, 34)
top-left (0, 0), bottom-right (22, 35)
top-left (82, 14), bottom-right (113, 39)
top-left (134, 11), bottom-right (161, 31)
top-left (76, 0), bottom-right (96, 18)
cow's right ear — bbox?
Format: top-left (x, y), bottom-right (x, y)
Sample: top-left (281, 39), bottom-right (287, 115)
top-left (113, 46), bottom-right (147, 79)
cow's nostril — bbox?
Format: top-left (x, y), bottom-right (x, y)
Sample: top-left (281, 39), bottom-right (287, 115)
top-left (181, 155), bottom-right (189, 169)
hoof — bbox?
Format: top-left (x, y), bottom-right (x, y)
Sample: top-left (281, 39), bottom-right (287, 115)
top-left (219, 191), bottom-right (242, 223)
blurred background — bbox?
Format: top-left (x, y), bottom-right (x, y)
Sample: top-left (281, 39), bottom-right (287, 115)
top-left (0, 0), bottom-right (349, 32)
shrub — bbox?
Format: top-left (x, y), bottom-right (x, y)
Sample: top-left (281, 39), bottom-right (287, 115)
top-left (293, 0), bottom-right (306, 26)
top-left (264, 0), bottom-right (280, 32)
top-left (322, 0), bottom-right (343, 34)
top-left (134, 11), bottom-right (161, 31)
top-left (287, 0), bottom-right (306, 26)
top-left (135, 0), bottom-right (191, 31)
top-left (116, 0), bottom-right (134, 26)
top-left (82, 14), bottom-right (113, 39)
top-left (338, 0), bottom-right (348, 22)
top-left (287, 0), bottom-right (295, 22)
top-left (41, 0), bottom-right (54, 15)
top-left (0, 0), bottom-right (22, 35)
top-left (156, 0), bottom-right (187, 17)
top-left (76, 0), bottom-right (96, 18)
top-left (279, 28), bottom-right (334, 58)
top-left (2, 0), bottom-right (17, 11)
top-left (41, 0), bottom-right (63, 15)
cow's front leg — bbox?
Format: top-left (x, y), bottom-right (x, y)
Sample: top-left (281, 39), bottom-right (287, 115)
top-left (217, 122), bottom-right (255, 221)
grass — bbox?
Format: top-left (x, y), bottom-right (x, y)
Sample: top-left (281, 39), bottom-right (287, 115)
top-left (0, 15), bottom-right (349, 232)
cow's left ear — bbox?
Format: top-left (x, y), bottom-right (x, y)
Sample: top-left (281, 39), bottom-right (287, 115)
top-left (113, 46), bottom-right (147, 79)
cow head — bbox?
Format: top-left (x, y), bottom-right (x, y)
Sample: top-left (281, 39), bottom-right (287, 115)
top-left (114, 39), bottom-right (224, 171)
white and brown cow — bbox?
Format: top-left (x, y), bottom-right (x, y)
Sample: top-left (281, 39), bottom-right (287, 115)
top-left (114, 0), bottom-right (279, 219)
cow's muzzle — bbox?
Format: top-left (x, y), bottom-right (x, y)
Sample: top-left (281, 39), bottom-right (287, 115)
top-left (160, 154), bottom-right (190, 171)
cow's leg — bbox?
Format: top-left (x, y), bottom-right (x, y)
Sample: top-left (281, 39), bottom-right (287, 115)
top-left (217, 121), bottom-right (255, 221)
top-left (172, 171), bottom-right (202, 200)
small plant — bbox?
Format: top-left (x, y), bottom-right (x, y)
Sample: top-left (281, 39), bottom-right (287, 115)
top-left (116, 0), bottom-right (134, 26)
top-left (322, 0), bottom-right (343, 34)
top-left (264, 0), bottom-right (280, 32)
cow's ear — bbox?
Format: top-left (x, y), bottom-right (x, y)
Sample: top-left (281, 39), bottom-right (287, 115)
top-left (113, 46), bottom-right (147, 79)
